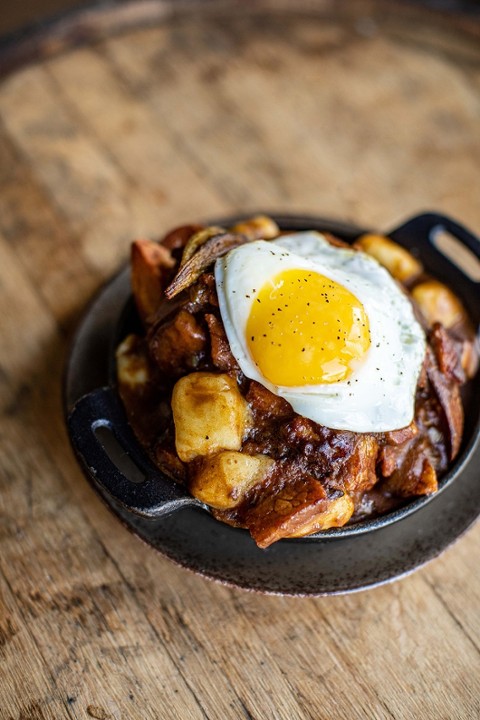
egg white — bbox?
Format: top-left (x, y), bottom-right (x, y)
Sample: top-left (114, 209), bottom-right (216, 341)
top-left (215, 232), bottom-right (426, 432)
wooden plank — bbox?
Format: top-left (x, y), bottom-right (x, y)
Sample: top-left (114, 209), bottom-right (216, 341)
top-left (105, 13), bottom-right (480, 233)
top-left (0, 570), bottom-right (74, 720)
top-left (45, 46), bottom-right (227, 223)
top-left (0, 231), bottom-right (58, 400)
top-left (224, 567), bottom-right (480, 718)
top-left (0, 506), bottom-right (211, 720)
top-left (422, 521), bottom-right (480, 652)
top-left (93, 511), bottom-right (480, 720)
top-left (89, 529), bottom-right (359, 720)
top-left (0, 66), bottom-right (169, 276)
top-left (214, 31), bottom-right (480, 232)
top-left (0, 131), bottom-right (100, 328)
top-left (105, 23), bottom-right (295, 210)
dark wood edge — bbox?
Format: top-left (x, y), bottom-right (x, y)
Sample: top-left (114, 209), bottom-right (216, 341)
top-left (0, 0), bottom-right (226, 79)
top-left (0, 0), bottom-right (479, 80)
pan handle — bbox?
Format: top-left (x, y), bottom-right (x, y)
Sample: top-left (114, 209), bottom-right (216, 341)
top-left (388, 212), bottom-right (480, 324)
top-left (389, 212), bottom-right (480, 278)
top-left (68, 386), bottom-right (204, 518)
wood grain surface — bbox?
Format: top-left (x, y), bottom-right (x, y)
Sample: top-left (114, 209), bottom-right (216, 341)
top-left (0, 1), bottom-right (479, 718)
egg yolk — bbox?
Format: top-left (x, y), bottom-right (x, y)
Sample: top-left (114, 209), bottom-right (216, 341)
top-left (246, 269), bottom-right (370, 386)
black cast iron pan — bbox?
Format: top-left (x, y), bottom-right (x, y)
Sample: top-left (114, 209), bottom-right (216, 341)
top-left (65, 212), bottom-right (480, 595)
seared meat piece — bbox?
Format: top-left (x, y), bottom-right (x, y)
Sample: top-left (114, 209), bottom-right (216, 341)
top-left (384, 422), bottom-right (418, 446)
top-left (430, 322), bottom-right (465, 383)
top-left (160, 224), bottom-right (204, 252)
top-left (244, 470), bottom-right (353, 548)
top-left (336, 435), bottom-right (379, 495)
top-left (380, 436), bottom-right (438, 497)
top-left (379, 391), bottom-right (446, 497)
top-left (246, 381), bottom-right (293, 424)
top-left (154, 441), bottom-right (187, 483)
top-left (205, 313), bottom-right (240, 374)
top-left (186, 273), bottom-right (219, 313)
top-left (148, 309), bottom-right (207, 376)
top-left (425, 345), bottom-right (463, 460)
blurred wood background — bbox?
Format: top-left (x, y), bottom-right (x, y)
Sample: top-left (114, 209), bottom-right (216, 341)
top-left (1, 0), bottom-right (480, 37)
top-left (0, 1), bottom-right (479, 718)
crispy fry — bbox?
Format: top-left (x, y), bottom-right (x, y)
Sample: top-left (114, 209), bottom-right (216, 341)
top-left (172, 372), bottom-right (251, 462)
top-left (131, 239), bottom-right (175, 323)
top-left (116, 334), bottom-right (150, 389)
top-left (411, 279), bottom-right (467, 329)
top-left (355, 233), bottom-right (422, 283)
top-left (384, 422), bottom-right (418, 446)
top-left (230, 215), bottom-right (279, 240)
top-left (287, 493), bottom-right (355, 538)
top-left (461, 338), bottom-right (480, 380)
top-left (190, 451), bottom-right (274, 510)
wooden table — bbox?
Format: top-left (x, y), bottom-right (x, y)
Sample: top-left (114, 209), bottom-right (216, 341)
top-left (1, 2), bottom-right (479, 717)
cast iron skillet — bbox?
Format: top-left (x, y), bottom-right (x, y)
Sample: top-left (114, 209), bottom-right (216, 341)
top-left (66, 212), bottom-right (480, 595)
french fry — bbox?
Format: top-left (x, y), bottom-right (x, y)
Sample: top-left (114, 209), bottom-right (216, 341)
top-left (172, 372), bottom-right (251, 462)
top-left (356, 233), bottom-right (422, 283)
top-left (190, 451), bottom-right (274, 509)
top-left (287, 493), bottom-right (355, 538)
top-left (131, 239), bottom-right (175, 323)
top-left (411, 279), bottom-right (467, 329)
top-left (116, 334), bottom-right (150, 388)
top-left (230, 215), bottom-right (280, 240)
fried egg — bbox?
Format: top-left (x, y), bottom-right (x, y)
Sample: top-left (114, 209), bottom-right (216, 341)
top-left (214, 231), bottom-right (426, 432)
